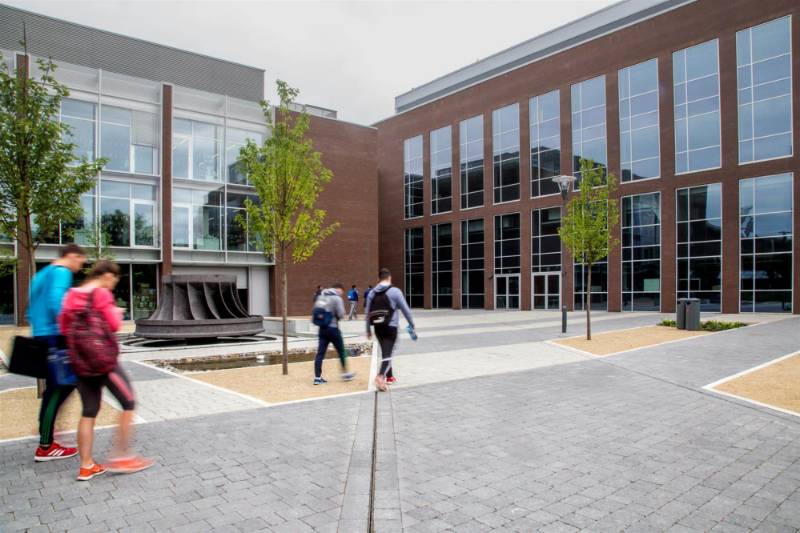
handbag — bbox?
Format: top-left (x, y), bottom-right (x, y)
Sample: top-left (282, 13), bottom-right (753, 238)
top-left (47, 347), bottom-right (78, 386)
top-left (8, 336), bottom-right (49, 378)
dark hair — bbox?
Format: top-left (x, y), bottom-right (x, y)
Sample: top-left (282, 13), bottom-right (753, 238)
top-left (378, 268), bottom-right (391, 280)
top-left (59, 243), bottom-right (86, 257)
top-left (351, 285), bottom-right (356, 289)
top-left (331, 282), bottom-right (343, 289)
top-left (86, 260), bottom-right (121, 280)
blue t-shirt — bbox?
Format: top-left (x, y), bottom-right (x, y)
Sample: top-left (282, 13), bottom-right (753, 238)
top-left (27, 264), bottom-right (73, 337)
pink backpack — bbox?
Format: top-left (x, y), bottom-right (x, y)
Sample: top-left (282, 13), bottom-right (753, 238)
top-left (66, 290), bottom-right (119, 377)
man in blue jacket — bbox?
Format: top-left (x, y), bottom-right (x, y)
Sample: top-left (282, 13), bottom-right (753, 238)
top-left (347, 285), bottom-right (359, 320)
top-left (27, 243), bottom-right (86, 462)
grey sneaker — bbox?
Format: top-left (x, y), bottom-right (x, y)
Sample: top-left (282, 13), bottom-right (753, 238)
top-left (341, 372), bottom-right (355, 381)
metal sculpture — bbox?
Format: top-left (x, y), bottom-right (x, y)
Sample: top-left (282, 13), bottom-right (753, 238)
top-left (134, 275), bottom-right (264, 339)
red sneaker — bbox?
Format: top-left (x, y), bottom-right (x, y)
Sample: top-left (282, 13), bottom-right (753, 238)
top-left (386, 376), bottom-right (397, 384)
top-left (77, 463), bottom-right (107, 481)
top-left (35, 442), bottom-right (78, 462)
top-left (107, 456), bottom-right (154, 475)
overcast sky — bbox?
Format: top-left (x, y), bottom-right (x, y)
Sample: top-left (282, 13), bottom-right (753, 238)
top-left (5, 0), bottom-right (615, 124)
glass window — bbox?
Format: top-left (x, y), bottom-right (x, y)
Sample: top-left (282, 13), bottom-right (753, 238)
top-left (132, 263), bottom-right (158, 320)
top-left (226, 128), bottom-right (263, 185)
top-left (677, 184), bottom-right (722, 311)
top-left (737, 17), bottom-right (792, 163)
top-left (674, 40), bottom-right (721, 173)
top-left (173, 118), bottom-right (222, 181)
top-left (493, 104), bottom-right (520, 203)
top-left (404, 227), bottom-right (424, 307)
top-left (619, 59), bottom-right (660, 182)
top-left (404, 136), bottom-right (424, 219)
top-left (461, 218), bottom-right (484, 308)
top-left (430, 126), bottom-right (452, 214)
top-left (225, 192), bottom-right (260, 252)
top-left (460, 115), bottom-right (484, 209)
top-left (60, 190), bottom-right (96, 246)
top-left (740, 173), bottom-right (792, 312)
top-left (0, 270), bottom-right (14, 325)
top-left (431, 223), bottom-right (452, 308)
top-left (61, 98), bottom-right (96, 163)
top-left (173, 187), bottom-right (223, 251)
top-left (622, 193), bottom-right (661, 311)
top-left (532, 207), bottom-right (561, 273)
top-left (494, 213), bottom-right (520, 274)
top-left (572, 76), bottom-right (607, 186)
top-left (574, 261), bottom-right (608, 311)
top-left (530, 90), bottom-right (561, 197)
top-left (99, 105), bottom-right (159, 175)
top-left (99, 180), bottom-right (158, 248)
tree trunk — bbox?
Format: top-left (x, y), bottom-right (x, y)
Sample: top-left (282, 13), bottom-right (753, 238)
top-left (586, 263), bottom-right (592, 341)
top-left (281, 247), bottom-right (289, 376)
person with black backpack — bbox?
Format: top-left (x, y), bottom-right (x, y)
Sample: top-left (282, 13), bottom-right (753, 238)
top-left (311, 283), bottom-right (356, 385)
top-left (365, 268), bottom-right (416, 391)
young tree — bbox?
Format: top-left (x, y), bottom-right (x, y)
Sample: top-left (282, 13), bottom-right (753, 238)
top-left (558, 158), bottom-right (620, 340)
top-left (238, 81), bottom-right (339, 375)
top-left (0, 48), bottom-right (105, 324)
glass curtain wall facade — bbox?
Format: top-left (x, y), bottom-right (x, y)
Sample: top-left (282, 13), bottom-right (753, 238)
top-left (622, 193), bottom-right (661, 311)
top-left (460, 116), bottom-right (484, 209)
top-left (531, 208), bottom-right (561, 273)
top-left (494, 213), bottom-right (521, 309)
top-left (530, 90), bottom-right (561, 197)
top-left (619, 59), bottom-right (660, 182)
top-left (571, 75), bottom-right (607, 185)
top-left (431, 223), bottom-right (453, 308)
top-left (740, 173), bottom-right (793, 312)
top-left (404, 227), bottom-right (425, 307)
top-left (677, 184), bottom-right (722, 311)
top-left (430, 126), bottom-right (453, 214)
top-left (404, 136), bottom-right (424, 219)
top-left (492, 104), bottom-right (520, 203)
top-left (674, 40), bottom-right (721, 173)
top-left (226, 128), bottom-right (263, 185)
top-left (461, 218), bottom-right (485, 308)
top-left (737, 16), bottom-right (793, 163)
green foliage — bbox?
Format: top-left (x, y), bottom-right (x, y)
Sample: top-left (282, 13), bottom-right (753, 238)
top-left (0, 48), bottom-right (106, 278)
top-left (659, 319), bottom-right (677, 327)
top-left (659, 319), bottom-right (747, 331)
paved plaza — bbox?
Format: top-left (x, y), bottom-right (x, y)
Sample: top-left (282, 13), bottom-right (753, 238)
top-left (1, 311), bottom-right (799, 532)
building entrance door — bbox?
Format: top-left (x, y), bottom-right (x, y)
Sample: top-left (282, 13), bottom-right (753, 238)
top-left (495, 274), bottom-right (520, 310)
top-left (532, 273), bottom-right (560, 310)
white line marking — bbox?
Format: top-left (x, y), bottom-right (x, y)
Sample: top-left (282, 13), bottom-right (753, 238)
top-left (704, 387), bottom-right (800, 419)
top-left (703, 351), bottom-right (800, 389)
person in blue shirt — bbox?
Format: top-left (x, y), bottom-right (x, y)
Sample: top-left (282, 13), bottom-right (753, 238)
top-left (27, 243), bottom-right (86, 462)
top-left (347, 285), bottom-right (359, 320)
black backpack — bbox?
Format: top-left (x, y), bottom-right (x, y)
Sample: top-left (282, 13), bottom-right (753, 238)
top-left (368, 287), bottom-right (395, 326)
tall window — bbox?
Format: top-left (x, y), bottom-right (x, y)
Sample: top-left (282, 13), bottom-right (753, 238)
top-left (571, 75), bottom-right (607, 185)
top-left (404, 227), bottom-right (424, 307)
top-left (532, 207), bottom-right (561, 273)
top-left (431, 223), bottom-right (452, 308)
top-left (226, 128), bottom-right (263, 185)
top-left (461, 218), bottom-right (485, 308)
top-left (740, 174), bottom-right (793, 312)
top-left (460, 115), bottom-right (484, 209)
top-left (492, 104), bottom-right (520, 203)
top-left (100, 180), bottom-right (158, 248)
top-left (61, 98), bottom-right (96, 163)
top-left (494, 213), bottom-right (521, 275)
top-left (575, 260), bottom-right (607, 310)
top-left (619, 59), bottom-right (660, 182)
top-left (404, 136), bottom-right (424, 219)
top-left (226, 192), bottom-right (261, 252)
top-left (737, 16), bottom-right (792, 163)
top-left (530, 90), bottom-right (561, 197)
top-left (100, 105), bottom-right (159, 175)
top-left (622, 193), bottom-right (661, 311)
top-left (173, 119), bottom-right (222, 181)
top-left (430, 126), bottom-right (453, 214)
top-left (677, 184), bottom-right (722, 311)
top-left (173, 187), bottom-right (223, 250)
top-left (674, 39), bottom-right (720, 173)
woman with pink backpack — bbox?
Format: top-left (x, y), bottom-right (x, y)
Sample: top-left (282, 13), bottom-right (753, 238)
top-left (59, 260), bottom-right (152, 481)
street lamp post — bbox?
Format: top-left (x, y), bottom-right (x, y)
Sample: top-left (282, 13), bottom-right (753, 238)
top-left (551, 174), bottom-right (576, 334)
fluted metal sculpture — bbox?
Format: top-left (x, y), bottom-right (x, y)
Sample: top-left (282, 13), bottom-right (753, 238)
top-left (134, 275), bottom-right (264, 339)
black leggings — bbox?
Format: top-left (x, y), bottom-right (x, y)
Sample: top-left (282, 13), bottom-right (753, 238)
top-left (374, 325), bottom-right (397, 377)
top-left (76, 366), bottom-right (135, 418)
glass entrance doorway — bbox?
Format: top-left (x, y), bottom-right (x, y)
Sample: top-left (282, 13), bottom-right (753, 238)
top-left (495, 274), bottom-right (520, 309)
top-left (532, 273), bottom-right (560, 310)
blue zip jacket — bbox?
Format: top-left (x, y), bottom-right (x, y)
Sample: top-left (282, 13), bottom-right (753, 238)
top-left (27, 264), bottom-right (73, 337)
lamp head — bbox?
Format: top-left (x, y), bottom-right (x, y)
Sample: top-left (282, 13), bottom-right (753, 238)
top-left (552, 174), bottom-right (576, 200)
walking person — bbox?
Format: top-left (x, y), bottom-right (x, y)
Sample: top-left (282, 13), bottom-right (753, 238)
top-left (59, 260), bottom-right (153, 480)
top-left (28, 243), bottom-right (86, 462)
top-left (313, 285), bottom-right (322, 303)
top-left (347, 285), bottom-right (359, 320)
top-left (312, 284), bottom-right (355, 385)
top-left (365, 268), bottom-right (416, 391)
top-left (364, 285), bottom-right (372, 305)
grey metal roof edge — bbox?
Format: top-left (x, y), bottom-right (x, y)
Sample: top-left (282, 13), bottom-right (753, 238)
top-left (0, 2), bottom-right (265, 74)
top-left (394, 0), bottom-right (696, 114)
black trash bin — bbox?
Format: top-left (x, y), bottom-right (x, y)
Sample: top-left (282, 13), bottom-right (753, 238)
top-left (684, 298), bottom-right (701, 331)
top-left (676, 298), bottom-right (687, 329)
